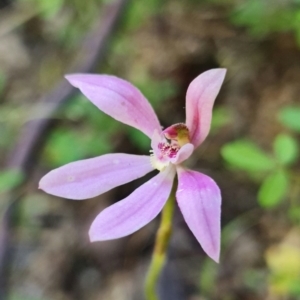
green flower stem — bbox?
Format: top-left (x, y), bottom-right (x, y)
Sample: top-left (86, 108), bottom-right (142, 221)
top-left (144, 178), bottom-right (177, 300)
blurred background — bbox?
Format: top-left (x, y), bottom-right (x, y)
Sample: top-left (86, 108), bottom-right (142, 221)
top-left (1, 0), bottom-right (300, 299)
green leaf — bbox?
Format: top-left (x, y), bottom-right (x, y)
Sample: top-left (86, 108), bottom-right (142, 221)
top-left (221, 140), bottom-right (276, 172)
top-left (0, 169), bottom-right (24, 193)
top-left (278, 106), bottom-right (300, 132)
top-left (273, 133), bottom-right (298, 165)
top-left (258, 170), bottom-right (289, 208)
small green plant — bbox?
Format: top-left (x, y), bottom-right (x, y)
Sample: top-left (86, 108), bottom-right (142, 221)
top-left (221, 105), bottom-right (300, 210)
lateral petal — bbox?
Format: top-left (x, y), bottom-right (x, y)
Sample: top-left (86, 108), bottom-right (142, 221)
top-left (176, 168), bottom-right (222, 262)
top-left (39, 154), bottom-right (154, 200)
top-left (65, 74), bottom-right (161, 138)
top-left (185, 69), bottom-right (226, 148)
top-left (89, 166), bottom-right (176, 241)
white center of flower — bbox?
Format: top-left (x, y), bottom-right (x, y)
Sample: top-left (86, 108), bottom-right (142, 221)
top-left (150, 123), bottom-right (190, 171)
top-left (150, 141), bottom-right (179, 171)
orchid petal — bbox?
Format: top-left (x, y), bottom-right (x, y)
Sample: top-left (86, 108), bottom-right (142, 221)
top-left (89, 166), bottom-right (176, 241)
top-left (39, 154), bottom-right (154, 200)
top-left (186, 69), bottom-right (226, 148)
top-left (65, 74), bottom-right (161, 138)
top-left (170, 143), bottom-right (194, 164)
top-left (176, 168), bottom-right (221, 262)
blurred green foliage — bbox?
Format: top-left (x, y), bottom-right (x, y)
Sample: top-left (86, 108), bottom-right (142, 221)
top-left (29, 0), bottom-right (64, 18)
top-left (43, 95), bottom-right (117, 167)
top-left (0, 69), bottom-right (6, 96)
top-left (0, 103), bottom-right (51, 154)
top-left (221, 140), bottom-right (276, 173)
top-left (18, 0), bottom-right (105, 47)
top-left (231, 0), bottom-right (300, 37)
top-left (20, 193), bottom-right (53, 230)
top-left (243, 269), bottom-right (267, 292)
top-left (273, 133), bottom-right (298, 166)
top-left (42, 0), bottom-right (177, 166)
top-left (1, 0), bottom-right (300, 298)
top-left (203, 0), bottom-right (300, 45)
top-left (210, 106), bottom-right (232, 134)
top-left (278, 106), bottom-right (300, 132)
top-left (0, 0), bottom-right (176, 168)
top-left (258, 170), bottom-right (289, 208)
top-left (134, 77), bottom-right (177, 109)
top-left (0, 169), bottom-right (24, 193)
top-left (221, 105), bottom-right (300, 211)
top-left (123, 0), bottom-right (163, 31)
top-left (199, 259), bottom-right (218, 296)
top-left (9, 294), bottom-right (44, 300)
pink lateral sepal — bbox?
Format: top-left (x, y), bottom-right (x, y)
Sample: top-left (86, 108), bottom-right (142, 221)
top-left (176, 167), bottom-right (222, 262)
top-left (89, 165), bottom-right (176, 241)
top-left (39, 153), bottom-right (154, 200)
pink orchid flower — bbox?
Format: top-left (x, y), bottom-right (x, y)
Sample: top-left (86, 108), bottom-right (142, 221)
top-left (39, 69), bottom-right (226, 262)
